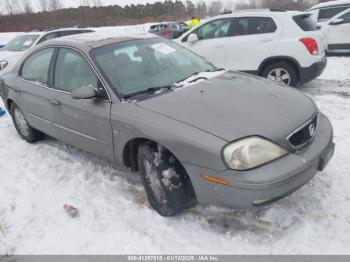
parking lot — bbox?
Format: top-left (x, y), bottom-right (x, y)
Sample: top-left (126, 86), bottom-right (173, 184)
top-left (0, 54), bottom-right (349, 254)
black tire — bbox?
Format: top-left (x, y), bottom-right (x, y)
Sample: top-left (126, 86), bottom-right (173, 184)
top-left (137, 142), bottom-right (196, 216)
top-left (10, 103), bottom-right (43, 143)
top-left (261, 61), bottom-right (298, 87)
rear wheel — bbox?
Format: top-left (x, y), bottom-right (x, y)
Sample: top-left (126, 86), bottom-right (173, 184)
top-left (262, 61), bottom-right (298, 87)
top-left (137, 142), bottom-right (196, 216)
top-left (10, 103), bottom-right (43, 143)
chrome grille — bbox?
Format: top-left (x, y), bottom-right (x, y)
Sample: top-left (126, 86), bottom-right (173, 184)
top-left (287, 113), bottom-right (319, 149)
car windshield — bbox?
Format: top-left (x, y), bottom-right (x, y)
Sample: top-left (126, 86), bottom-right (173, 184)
top-left (91, 38), bottom-right (216, 98)
top-left (2, 35), bottom-right (39, 52)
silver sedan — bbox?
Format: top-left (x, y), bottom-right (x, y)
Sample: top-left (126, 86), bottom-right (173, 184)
top-left (0, 33), bottom-right (334, 216)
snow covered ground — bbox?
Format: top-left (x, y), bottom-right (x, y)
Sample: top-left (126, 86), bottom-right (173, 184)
top-left (0, 56), bottom-right (350, 255)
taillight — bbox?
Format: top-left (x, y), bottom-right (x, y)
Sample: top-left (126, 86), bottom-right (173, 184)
top-left (160, 29), bottom-right (172, 36)
top-left (300, 38), bottom-right (319, 55)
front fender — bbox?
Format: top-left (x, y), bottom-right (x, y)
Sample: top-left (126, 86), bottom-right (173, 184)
top-left (111, 102), bottom-right (228, 171)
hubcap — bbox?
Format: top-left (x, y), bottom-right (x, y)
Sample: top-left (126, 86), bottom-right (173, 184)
top-left (14, 108), bottom-right (30, 137)
top-left (267, 68), bottom-right (291, 85)
top-left (143, 159), bottom-right (164, 203)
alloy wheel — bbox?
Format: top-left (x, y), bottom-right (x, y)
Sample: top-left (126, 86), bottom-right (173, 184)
top-left (14, 108), bottom-right (30, 137)
top-left (267, 68), bottom-right (291, 85)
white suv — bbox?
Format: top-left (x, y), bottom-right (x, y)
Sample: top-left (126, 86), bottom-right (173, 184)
top-left (175, 9), bottom-right (327, 86)
top-left (0, 28), bottom-right (93, 77)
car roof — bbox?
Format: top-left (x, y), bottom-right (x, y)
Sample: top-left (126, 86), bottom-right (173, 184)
top-left (23, 27), bottom-right (92, 36)
top-left (213, 9), bottom-right (305, 19)
top-left (42, 31), bottom-right (156, 49)
top-left (307, 0), bottom-right (350, 11)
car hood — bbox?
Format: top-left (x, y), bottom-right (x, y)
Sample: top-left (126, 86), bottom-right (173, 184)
top-left (0, 50), bottom-right (24, 61)
top-left (136, 71), bottom-right (317, 149)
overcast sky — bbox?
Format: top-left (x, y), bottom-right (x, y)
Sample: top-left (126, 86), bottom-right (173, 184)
top-left (28, 0), bottom-right (244, 10)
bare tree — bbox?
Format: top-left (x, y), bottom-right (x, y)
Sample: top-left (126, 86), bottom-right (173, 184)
top-left (22, 0), bottom-right (33, 14)
top-left (81, 0), bottom-right (91, 6)
top-left (92, 0), bottom-right (102, 7)
top-left (224, 0), bottom-right (235, 11)
top-left (39, 0), bottom-right (50, 12)
top-left (48, 0), bottom-right (63, 11)
top-left (0, 0), bottom-right (20, 15)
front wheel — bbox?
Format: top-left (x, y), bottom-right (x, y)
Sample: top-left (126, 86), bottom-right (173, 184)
top-left (138, 142), bottom-right (196, 216)
top-left (10, 103), bottom-right (43, 143)
top-left (261, 62), bottom-right (298, 87)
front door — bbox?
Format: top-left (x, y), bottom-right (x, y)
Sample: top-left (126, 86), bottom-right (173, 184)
top-left (49, 47), bottom-right (114, 161)
top-left (181, 18), bottom-right (233, 68)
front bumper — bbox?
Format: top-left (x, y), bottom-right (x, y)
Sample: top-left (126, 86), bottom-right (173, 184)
top-left (183, 113), bottom-right (334, 209)
top-left (299, 57), bottom-right (327, 84)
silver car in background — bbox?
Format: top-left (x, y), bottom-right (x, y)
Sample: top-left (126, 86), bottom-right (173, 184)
top-left (0, 33), bottom-right (334, 216)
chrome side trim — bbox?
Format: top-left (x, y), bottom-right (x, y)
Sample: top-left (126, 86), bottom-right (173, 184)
top-left (53, 122), bottom-right (109, 145)
top-left (26, 112), bottom-right (52, 124)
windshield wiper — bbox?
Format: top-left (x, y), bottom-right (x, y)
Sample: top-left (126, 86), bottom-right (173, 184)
top-left (174, 72), bottom-right (201, 87)
top-left (123, 85), bottom-right (172, 99)
top-left (205, 67), bottom-right (225, 72)
top-left (174, 69), bottom-right (224, 87)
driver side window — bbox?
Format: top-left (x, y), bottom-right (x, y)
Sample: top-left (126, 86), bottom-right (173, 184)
top-left (193, 18), bottom-right (232, 40)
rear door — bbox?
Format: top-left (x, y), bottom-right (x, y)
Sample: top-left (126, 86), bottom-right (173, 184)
top-left (49, 47), bottom-right (114, 161)
top-left (180, 18), bottom-right (234, 68)
top-left (327, 8), bottom-right (350, 50)
top-left (225, 16), bottom-right (282, 71)
top-left (16, 48), bottom-right (56, 135)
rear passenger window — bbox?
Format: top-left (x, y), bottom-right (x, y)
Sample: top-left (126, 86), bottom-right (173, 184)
top-left (293, 14), bottom-right (319, 31)
top-left (21, 48), bottom-right (54, 85)
top-left (54, 48), bottom-right (100, 93)
top-left (318, 7), bottom-right (349, 21)
top-left (235, 17), bottom-right (277, 36)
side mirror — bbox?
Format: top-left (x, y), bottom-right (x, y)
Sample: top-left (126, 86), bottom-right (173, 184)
top-left (188, 34), bottom-right (199, 44)
top-left (330, 18), bottom-right (345, 25)
top-left (71, 85), bottom-right (96, 99)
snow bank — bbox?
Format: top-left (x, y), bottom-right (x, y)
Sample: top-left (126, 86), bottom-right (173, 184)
top-left (319, 56), bottom-right (350, 81)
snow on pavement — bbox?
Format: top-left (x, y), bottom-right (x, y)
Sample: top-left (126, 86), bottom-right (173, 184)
top-left (0, 57), bottom-right (350, 255)
top-left (319, 56), bottom-right (350, 81)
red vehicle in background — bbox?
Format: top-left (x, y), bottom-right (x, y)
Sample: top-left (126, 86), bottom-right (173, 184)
top-left (148, 22), bottom-right (189, 39)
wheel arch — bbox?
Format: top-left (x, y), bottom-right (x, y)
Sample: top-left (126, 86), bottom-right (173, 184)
top-left (258, 56), bottom-right (301, 79)
top-left (5, 98), bottom-right (18, 113)
top-left (122, 137), bottom-right (197, 200)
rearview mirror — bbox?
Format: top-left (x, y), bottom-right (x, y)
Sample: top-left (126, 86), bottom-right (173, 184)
top-left (71, 85), bottom-right (96, 99)
top-left (188, 34), bottom-right (199, 44)
top-left (330, 18), bottom-right (345, 25)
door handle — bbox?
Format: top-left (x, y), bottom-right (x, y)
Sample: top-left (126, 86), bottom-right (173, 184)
top-left (50, 99), bottom-right (61, 107)
top-left (261, 37), bottom-right (274, 43)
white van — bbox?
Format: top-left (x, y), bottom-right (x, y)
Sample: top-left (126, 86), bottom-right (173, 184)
top-left (306, 1), bottom-right (350, 53)
top-left (306, 0), bottom-right (350, 22)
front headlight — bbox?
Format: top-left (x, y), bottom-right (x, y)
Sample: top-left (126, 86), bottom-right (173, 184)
top-left (222, 136), bottom-right (288, 170)
top-left (0, 60), bottom-right (8, 70)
